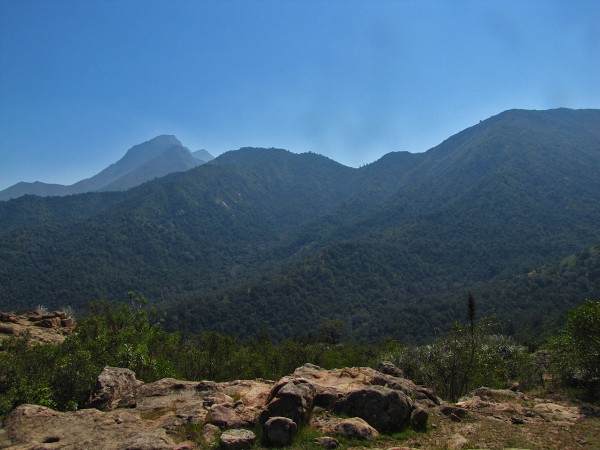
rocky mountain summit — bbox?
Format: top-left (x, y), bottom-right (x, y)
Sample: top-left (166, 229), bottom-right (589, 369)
top-left (0, 363), bottom-right (595, 449)
top-left (0, 135), bottom-right (214, 201)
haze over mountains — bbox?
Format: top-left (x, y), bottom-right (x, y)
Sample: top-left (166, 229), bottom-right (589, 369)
top-left (0, 135), bottom-right (214, 201)
top-left (0, 108), bottom-right (599, 343)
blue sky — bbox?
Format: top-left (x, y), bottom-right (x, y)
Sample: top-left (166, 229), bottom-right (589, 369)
top-left (1, 0), bottom-right (599, 190)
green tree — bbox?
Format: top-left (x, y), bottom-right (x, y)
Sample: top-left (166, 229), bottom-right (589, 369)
top-left (548, 300), bottom-right (600, 398)
top-left (317, 319), bottom-right (346, 344)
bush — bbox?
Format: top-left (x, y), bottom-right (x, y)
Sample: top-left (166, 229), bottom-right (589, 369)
top-left (0, 298), bottom-right (378, 419)
top-left (382, 320), bottom-right (541, 401)
top-left (548, 300), bottom-right (600, 399)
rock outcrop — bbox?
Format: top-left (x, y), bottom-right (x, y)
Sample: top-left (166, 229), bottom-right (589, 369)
top-left (332, 385), bottom-right (414, 433)
top-left (258, 377), bottom-right (316, 426)
top-left (0, 311), bottom-right (75, 345)
top-left (2, 404), bottom-right (179, 449)
top-left (88, 367), bottom-right (143, 410)
top-left (1, 362), bottom-right (592, 449)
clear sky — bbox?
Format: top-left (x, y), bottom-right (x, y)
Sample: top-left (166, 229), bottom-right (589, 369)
top-left (1, 0), bottom-right (599, 190)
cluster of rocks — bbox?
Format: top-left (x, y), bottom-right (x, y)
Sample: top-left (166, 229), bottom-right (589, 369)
top-left (0, 362), bottom-right (586, 449)
top-left (0, 311), bottom-right (75, 345)
top-left (1, 362), bottom-right (440, 449)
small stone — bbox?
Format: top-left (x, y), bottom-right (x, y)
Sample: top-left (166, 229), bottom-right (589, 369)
top-left (511, 416), bottom-right (525, 424)
top-left (439, 405), bottom-right (468, 418)
top-left (175, 442), bottom-right (195, 450)
top-left (115, 417), bottom-right (123, 424)
top-left (314, 436), bottom-right (340, 449)
top-left (450, 413), bottom-right (461, 422)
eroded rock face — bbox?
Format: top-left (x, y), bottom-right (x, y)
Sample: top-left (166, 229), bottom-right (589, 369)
top-left (0, 311), bottom-right (75, 345)
top-left (294, 363), bottom-right (441, 407)
top-left (2, 404), bottom-right (179, 450)
top-left (369, 372), bottom-right (441, 406)
top-left (2, 365), bottom-right (516, 449)
top-left (332, 385), bottom-right (415, 433)
top-left (377, 361), bottom-right (405, 378)
top-left (88, 366), bottom-right (142, 410)
top-left (205, 403), bottom-right (255, 428)
top-left (259, 377), bottom-right (316, 427)
top-left (2, 363), bottom-right (590, 450)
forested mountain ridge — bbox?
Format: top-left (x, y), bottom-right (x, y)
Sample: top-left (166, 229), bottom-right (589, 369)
top-left (1, 108), bottom-right (599, 343)
top-left (0, 151), bottom-right (362, 308)
top-left (0, 135), bottom-right (213, 201)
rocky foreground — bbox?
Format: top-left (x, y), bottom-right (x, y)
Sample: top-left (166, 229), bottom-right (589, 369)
top-left (0, 362), bottom-right (597, 450)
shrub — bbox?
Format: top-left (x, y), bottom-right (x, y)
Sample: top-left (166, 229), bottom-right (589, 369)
top-left (548, 300), bottom-right (600, 399)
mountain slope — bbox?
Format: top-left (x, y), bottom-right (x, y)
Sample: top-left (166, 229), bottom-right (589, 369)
top-left (0, 108), bottom-right (599, 343)
top-left (99, 145), bottom-right (203, 192)
top-left (0, 135), bottom-right (210, 200)
top-left (0, 150), bottom-right (358, 309)
top-left (192, 149), bottom-right (215, 163)
top-left (164, 109), bottom-right (600, 340)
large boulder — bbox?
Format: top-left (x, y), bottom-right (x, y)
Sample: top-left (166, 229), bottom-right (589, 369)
top-left (262, 416), bottom-right (297, 447)
top-left (410, 407), bottom-right (429, 431)
top-left (332, 385), bottom-right (414, 433)
top-left (88, 367), bottom-right (142, 410)
top-left (259, 378), bottom-right (316, 426)
top-left (377, 361), bottom-right (405, 378)
top-left (205, 404), bottom-right (254, 428)
top-left (369, 372), bottom-right (441, 405)
top-left (331, 417), bottom-right (379, 440)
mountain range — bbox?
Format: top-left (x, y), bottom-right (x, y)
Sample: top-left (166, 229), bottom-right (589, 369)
top-left (0, 135), bottom-right (214, 201)
top-left (0, 108), bottom-right (599, 343)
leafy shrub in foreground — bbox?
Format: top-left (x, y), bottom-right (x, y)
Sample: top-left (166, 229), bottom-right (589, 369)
top-left (547, 299), bottom-right (600, 399)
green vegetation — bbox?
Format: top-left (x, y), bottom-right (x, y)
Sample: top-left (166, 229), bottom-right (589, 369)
top-left (547, 300), bottom-right (600, 399)
top-left (0, 297), bottom-right (377, 419)
top-left (2, 296), bottom-right (598, 421)
top-left (1, 110), bottom-right (600, 345)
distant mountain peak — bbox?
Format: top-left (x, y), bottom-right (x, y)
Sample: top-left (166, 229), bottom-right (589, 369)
top-left (0, 134), bottom-right (207, 201)
top-left (192, 149), bottom-right (215, 163)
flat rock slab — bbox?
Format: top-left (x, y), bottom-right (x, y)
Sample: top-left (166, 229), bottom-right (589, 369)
top-left (3, 404), bottom-right (178, 450)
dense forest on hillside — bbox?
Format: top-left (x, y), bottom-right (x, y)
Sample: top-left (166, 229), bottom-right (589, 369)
top-left (1, 108), bottom-right (600, 343)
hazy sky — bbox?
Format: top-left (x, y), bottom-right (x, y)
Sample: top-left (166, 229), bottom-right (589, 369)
top-left (1, 0), bottom-right (599, 190)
